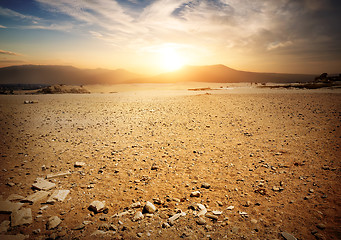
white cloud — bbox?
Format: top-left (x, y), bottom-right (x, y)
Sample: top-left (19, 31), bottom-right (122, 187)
top-left (0, 24), bottom-right (6, 28)
top-left (0, 49), bottom-right (22, 56)
top-left (0, 6), bottom-right (41, 21)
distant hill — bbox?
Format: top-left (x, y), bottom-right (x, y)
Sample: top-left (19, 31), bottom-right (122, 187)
top-left (0, 64), bottom-right (315, 85)
top-left (135, 64), bottom-right (315, 83)
top-left (0, 65), bottom-right (141, 85)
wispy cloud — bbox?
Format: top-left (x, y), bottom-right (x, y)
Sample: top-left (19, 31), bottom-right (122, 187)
top-left (0, 50), bottom-right (22, 56)
top-left (0, 24), bottom-right (6, 28)
top-left (0, 6), bottom-right (41, 21)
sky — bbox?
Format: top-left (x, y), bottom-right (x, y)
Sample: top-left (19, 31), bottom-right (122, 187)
top-left (0, 0), bottom-right (340, 75)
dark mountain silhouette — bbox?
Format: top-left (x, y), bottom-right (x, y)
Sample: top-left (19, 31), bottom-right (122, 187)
top-left (0, 65), bottom-right (141, 85)
top-left (133, 64), bottom-right (315, 83)
top-left (0, 64), bottom-right (315, 85)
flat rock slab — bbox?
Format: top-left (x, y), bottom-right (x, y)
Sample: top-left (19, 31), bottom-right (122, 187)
top-left (6, 194), bottom-right (25, 202)
top-left (47, 216), bottom-right (62, 229)
top-left (0, 220), bottom-right (10, 233)
top-left (47, 190), bottom-right (70, 204)
top-left (46, 171), bottom-right (71, 179)
top-left (281, 232), bottom-right (297, 240)
top-left (11, 208), bottom-right (32, 227)
top-left (22, 191), bottom-right (49, 204)
top-left (0, 234), bottom-right (29, 240)
top-left (32, 179), bottom-right (56, 191)
top-left (0, 201), bottom-right (24, 214)
top-left (89, 201), bottom-right (106, 213)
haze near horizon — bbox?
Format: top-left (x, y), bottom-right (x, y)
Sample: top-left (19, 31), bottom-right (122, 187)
top-left (0, 0), bottom-right (340, 75)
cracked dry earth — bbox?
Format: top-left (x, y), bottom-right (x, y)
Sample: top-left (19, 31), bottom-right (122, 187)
top-left (0, 90), bottom-right (340, 240)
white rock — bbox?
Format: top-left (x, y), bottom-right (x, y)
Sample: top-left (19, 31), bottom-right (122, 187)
top-left (190, 191), bottom-right (201, 197)
top-left (89, 201), bottom-right (106, 213)
top-left (281, 232), bottom-right (297, 240)
top-left (168, 212), bottom-right (186, 225)
top-left (130, 202), bottom-right (141, 208)
top-left (32, 178), bottom-right (56, 191)
top-left (132, 211), bottom-right (144, 221)
top-left (227, 206), bottom-right (234, 210)
top-left (143, 201), bottom-right (156, 213)
top-left (74, 162), bottom-right (85, 167)
top-left (6, 194), bottom-right (25, 202)
top-left (22, 191), bottom-right (49, 204)
top-left (11, 208), bottom-right (32, 227)
top-left (212, 210), bottom-right (223, 215)
top-left (47, 216), bottom-right (62, 229)
top-left (0, 201), bottom-right (24, 213)
top-left (46, 190), bottom-right (70, 204)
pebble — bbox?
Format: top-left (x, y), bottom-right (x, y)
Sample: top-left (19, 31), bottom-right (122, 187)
top-left (227, 206), bottom-right (234, 210)
top-left (130, 202), bottom-right (141, 208)
top-left (212, 210), bottom-right (222, 215)
top-left (250, 219), bottom-right (258, 224)
top-left (47, 216), bottom-right (62, 229)
top-left (281, 231), bottom-right (297, 240)
top-left (168, 212), bottom-right (186, 225)
top-left (316, 223), bottom-right (326, 230)
top-left (196, 217), bottom-right (206, 225)
top-left (143, 201), bottom-right (156, 213)
top-left (201, 183), bottom-right (211, 189)
top-left (89, 201), bottom-right (106, 213)
top-left (132, 211), bottom-right (144, 221)
top-left (190, 191), bottom-right (201, 197)
top-left (74, 162), bottom-right (86, 167)
top-left (162, 222), bottom-right (170, 228)
top-left (205, 213), bottom-right (218, 220)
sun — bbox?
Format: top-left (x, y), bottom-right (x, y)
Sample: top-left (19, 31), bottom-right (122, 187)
top-left (160, 47), bottom-right (185, 72)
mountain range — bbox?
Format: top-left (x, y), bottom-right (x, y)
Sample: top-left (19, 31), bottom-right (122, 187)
top-left (0, 64), bottom-right (315, 85)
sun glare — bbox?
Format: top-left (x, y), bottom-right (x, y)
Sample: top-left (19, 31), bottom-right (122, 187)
top-left (160, 47), bottom-right (185, 72)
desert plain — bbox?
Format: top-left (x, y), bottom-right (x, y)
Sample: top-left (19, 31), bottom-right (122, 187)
top-left (0, 84), bottom-right (340, 239)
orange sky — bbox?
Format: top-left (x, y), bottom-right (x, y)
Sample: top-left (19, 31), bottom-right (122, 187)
top-left (0, 0), bottom-right (340, 75)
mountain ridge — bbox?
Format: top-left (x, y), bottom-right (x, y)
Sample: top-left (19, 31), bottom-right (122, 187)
top-left (0, 64), bottom-right (316, 85)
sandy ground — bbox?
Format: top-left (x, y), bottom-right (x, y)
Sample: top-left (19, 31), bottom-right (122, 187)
top-left (0, 85), bottom-right (340, 239)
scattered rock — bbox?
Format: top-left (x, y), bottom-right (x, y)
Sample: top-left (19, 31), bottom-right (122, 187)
top-left (168, 212), bottom-right (186, 225)
top-left (89, 201), bottom-right (106, 213)
top-left (6, 194), bottom-right (25, 202)
top-left (251, 219), bottom-right (258, 224)
top-left (11, 208), bottom-right (32, 227)
top-left (162, 222), bottom-right (170, 228)
top-left (281, 231), bottom-right (297, 240)
top-left (130, 202), bottom-right (141, 208)
top-left (46, 190), bottom-right (70, 204)
top-left (32, 178), bottom-right (56, 191)
top-left (316, 223), bottom-right (326, 230)
top-left (196, 217), bottom-right (206, 225)
top-left (190, 191), bottom-right (201, 197)
top-left (205, 213), bottom-right (218, 220)
top-left (74, 162), bottom-right (86, 167)
top-left (212, 210), bottom-right (223, 215)
top-left (201, 183), bottom-right (210, 189)
top-left (0, 201), bottom-right (24, 213)
top-left (227, 206), bottom-right (234, 210)
top-left (46, 216), bottom-right (62, 230)
top-left (22, 191), bottom-right (49, 204)
top-left (132, 211), bottom-right (144, 221)
top-left (143, 201), bottom-right (156, 214)
top-left (151, 163), bottom-right (159, 170)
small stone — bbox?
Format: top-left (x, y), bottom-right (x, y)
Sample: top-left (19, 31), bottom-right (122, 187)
top-left (22, 191), bottom-right (49, 204)
top-left (0, 220), bottom-right (10, 233)
top-left (98, 223), bottom-right (110, 231)
top-left (132, 211), bottom-right (144, 221)
top-left (272, 186), bottom-right (280, 191)
top-left (217, 201), bottom-right (223, 206)
top-left (316, 223), bottom-right (326, 230)
top-left (32, 229), bottom-right (41, 234)
top-left (11, 208), bottom-right (33, 227)
top-left (0, 201), bottom-right (24, 213)
top-left (212, 210), bottom-right (223, 215)
top-left (130, 202), bottom-right (141, 208)
top-left (244, 201), bottom-right (251, 207)
top-left (89, 201), bottom-right (106, 213)
top-left (196, 217), bottom-right (206, 225)
top-left (201, 183), bottom-right (210, 189)
top-left (190, 191), bottom-right (201, 197)
top-left (281, 231), bottom-right (297, 240)
top-left (74, 162), bottom-right (86, 167)
top-left (162, 222), bottom-right (170, 228)
top-left (227, 206), bottom-right (234, 210)
top-left (239, 211), bottom-right (248, 217)
top-left (137, 233), bottom-right (143, 237)
top-left (309, 189), bottom-right (314, 193)
top-left (151, 163), bottom-right (159, 170)
top-left (46, 171), bottom-right (71, 179)
top-left (205, 213), bottom-right (218, 220)
top-left (250, 219), bottom-right (258, 224)
top-left (143, 201), bottom-right (156, 213)
top-left (47, 216), bottom-right (62, 229)
top-left (72, 224), bottom-right (85, 230)
top-left (32, 178), bottom-right (56, 191)
top-left (168, 212), bottom-right (186, 225)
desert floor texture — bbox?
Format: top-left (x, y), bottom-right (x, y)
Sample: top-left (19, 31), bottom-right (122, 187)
top-left (0, 86), bottom-right (340, 240)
